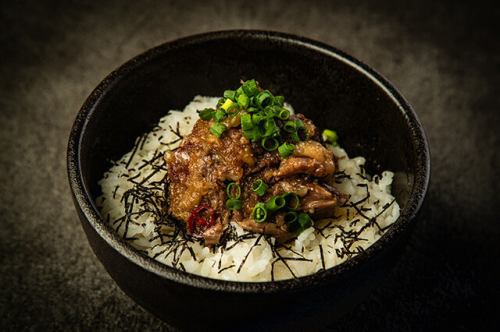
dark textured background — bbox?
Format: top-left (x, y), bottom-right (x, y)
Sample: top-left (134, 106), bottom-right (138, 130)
top-left (1, 0), bottom-right (499, 330)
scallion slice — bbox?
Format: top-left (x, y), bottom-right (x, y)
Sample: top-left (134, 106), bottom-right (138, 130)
top-left (242, 79), bottom-right (259, 97)
top-left (274, 95), bottom-right (285, 106)
top-left (265, 195), bottom-right (286, 212)
top-left (298, 213), bottom-right (313, 229)
top-left (226, 103), bottom-right (240, 114)
top-left (284, 211), bottom-right (298, 224)
top-left (243, 127), bottom-right (260, 141)
top-left (297, 126), bottom-right (309, 141)
top-left (197, 108), bottom-right (215, 120)
top-left (226, 182), bottom-right (241, 199)
top-left (282, 192), bottom-right (300, 210)
top-left (263, 118), bottom-right (279, 137)
top-left (261, 137), bottom-right (279, 151)
top-left (293, 121), bottom-right (308, 141)
top-left (223, 90), bottom-right (236, 101)
top-left (278, 143), bottom-right (294, 158)
top-left (252, 203), bottom-right (267, 223)
top-left (214, 109), bottom-right (226, 122)
top-left (241, 113), bottom-right (253, 131)
top-left (210, 122), bottom-right (226, 138)
top-left (252, 112), bottom-right (267, 125)
top-left (226, 198), bottom-right (242, 210)
top-left (283, 120), bottom-right (297, 133)
top-left (236, 86), bottom-right (244, 97)
top-left (241, 80), bottom-right (259, 97)
top-left (256, 90), bottom-right (273, 109)
top-left (237, 93), bottom-right (249, 108)
top-left (277, 108), bottom-right (290, 120)
top-left (252, 179), bottom-right (268, 196)
top-left (322, 129), bottom-right (338, 145)
top-left (263, 106), bottom-right (277, 118)
top-left (221, 99), bottom-right (234, 111)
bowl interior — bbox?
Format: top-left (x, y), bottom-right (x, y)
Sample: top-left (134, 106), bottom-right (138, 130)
top-left (75, 31), bottom-right (428, 287)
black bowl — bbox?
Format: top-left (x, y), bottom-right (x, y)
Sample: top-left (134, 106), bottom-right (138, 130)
top-left (67, 30), bottom-right (429, 330)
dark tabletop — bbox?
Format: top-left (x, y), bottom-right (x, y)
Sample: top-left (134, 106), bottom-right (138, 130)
top-left (1, 0), bottom-right (499, 331)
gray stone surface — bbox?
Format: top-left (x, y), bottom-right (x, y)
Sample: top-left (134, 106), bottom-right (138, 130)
top-left (1, 0), bottom-right (498, 330)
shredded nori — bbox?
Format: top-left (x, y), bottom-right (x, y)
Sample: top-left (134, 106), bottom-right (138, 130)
top-left (218, 264), bottom-right (235, 274)
top-left (237, 235), bottom-right (263, 273)
top-left (319, 244), bottom-right (326, 270)
top-left (105, 116), bottom-right (398, 279)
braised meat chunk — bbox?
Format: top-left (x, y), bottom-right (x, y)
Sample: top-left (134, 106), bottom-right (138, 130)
top-left (164, 80), bottom-right (344, 246)
top-left (165, 119), bottom-right (254, 244)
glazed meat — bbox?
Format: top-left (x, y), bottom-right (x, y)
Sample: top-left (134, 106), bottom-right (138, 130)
top-left (165, 119), bottom-right (254, 244)
top-left (269, 141), bottom-right (335, 179)
top-left (164, 81), bottom-right (345, 246)
top-left (268, 177), bottom-right (347, 218)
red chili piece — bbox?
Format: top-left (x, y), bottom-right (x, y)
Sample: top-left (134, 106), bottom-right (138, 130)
top-left (187, 204), bottom-right (215, 235)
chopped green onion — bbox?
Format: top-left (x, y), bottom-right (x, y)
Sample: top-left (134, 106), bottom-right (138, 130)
top-left (297, 126), bottom-right (309, 141)
top-left (284, 211), bottom-right (298, 224)
top-left (261, 137), bottom-right (279, 151)
top-left (221, 99), bottom-right (234, 111)
top-left (277, 108), bottom-right (290, 120)
top-left (282, 192), bottom-right (300, 210)
top-left (265, 195), bottom-right (286, 212)
top-left (241, 113), bottom-right (253, 131)
top-left (237, 93), bottom-right (249, 108)
top-left (210, 122), bottom-right (226, 138)
top-left (197, 108), bottom-right (215, 120)
top-left (226, 182), bottom-right (241, 199)
top-left (256, 90), bottom-right (273, 109)
top-left (236, 86), bottom-right (244, 97)
top-left (226, 103), bottom-right (240, 114)
top-left (263, 106), bottom-right (277, 118)
top-left (243, 127), bottom-right (261, 141)
top-left (292, 121), bottom-right (308, 141)
top-left (216, 98), bottom-right (225, 108)
top-left (298, 213), bottom-right (313, 229)
top-left (322, 129), bottom-right (338, 145)
top-left (252, 203), bottom-right (267, 223)
top-left (247, 106), bottom-right (258, 113)
top-left (252, 113), bottom-right (267, 126)
top-left (214, 109), bottom-right (226, 122)
top-left (283, 120), bottom-right (297, 133)
top-left (278, 143), bottom-right (294, 158)
top-left (252, 179), bottom-right (268, 196)
top-left (225, 198), bottom-right (242, 210)
top-left (295, 120), bottom-right (304, 128)
top-left (274, 95), bottom-right (285, 106)
top-left (289, 213), bottom-right (313, 233)
top-left (242, 79), bottom-right (259, 97)
top-left (224, 90), bottom-right (236, 101)
top-left (263, 118), bottom-right (279, 137)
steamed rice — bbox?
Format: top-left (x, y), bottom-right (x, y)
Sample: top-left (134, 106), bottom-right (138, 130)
top-left (96, 96), bottom-right (400, 281)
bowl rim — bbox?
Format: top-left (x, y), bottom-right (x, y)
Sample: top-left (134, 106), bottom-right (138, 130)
top-left (67, 29), bottom-right (430, 293)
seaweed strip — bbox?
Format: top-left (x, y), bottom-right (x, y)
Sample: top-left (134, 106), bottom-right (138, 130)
top-left (112, 186), bottom-right (119, 199)
top-left (319, 245), bottom-right (326, 270)
top-left (273, 248), bottom-right (297, 279)
top-left (168, 122), bottom-right (183, 139)
top-left (237, 235), bottom-right (262, 273)
top-left (218, 264), bottom-right (235, 274)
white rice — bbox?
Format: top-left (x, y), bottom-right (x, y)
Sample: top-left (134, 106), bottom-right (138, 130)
top-left (96, 96), bottom-right (400, 281)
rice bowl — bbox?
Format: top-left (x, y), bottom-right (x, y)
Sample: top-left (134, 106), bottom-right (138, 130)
top-left (68, 31), bottom-right (429, 329)
top-left (97, 95), bottom-right (400, 281)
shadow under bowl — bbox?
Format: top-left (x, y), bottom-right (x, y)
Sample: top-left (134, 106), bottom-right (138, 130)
top-left (67, 30), bottom-right (430, 330)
